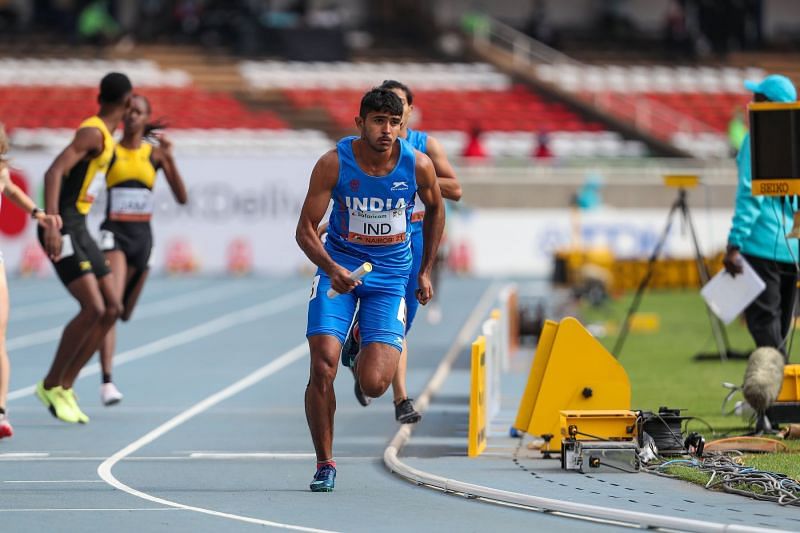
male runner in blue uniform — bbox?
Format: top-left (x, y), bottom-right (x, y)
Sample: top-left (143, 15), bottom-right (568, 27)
top-left (296, 88), bottom-right (444, 492)
top-left (373, 80), bottom-right (461, 423)
top-left (319, 81), bottom-right (463, 423)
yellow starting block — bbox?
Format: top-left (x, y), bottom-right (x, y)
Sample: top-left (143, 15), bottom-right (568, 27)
top-left (777, 364), bottom-right (800, 402)
top-left (512, 317), bottom-right (631, 454)
top-left (767, 364), bottom-right (800, 424)
top-left (559, 410), bottom-right (638, 442)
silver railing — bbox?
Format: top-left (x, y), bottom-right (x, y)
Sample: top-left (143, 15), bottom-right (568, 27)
top-left (467, 15), bottom-right (720, 143)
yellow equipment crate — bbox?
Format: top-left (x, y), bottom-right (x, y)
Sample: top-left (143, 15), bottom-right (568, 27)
top-left (777, 364), bottom-right (800, 403)
top-left (560, 410), bottom-right (638, 441)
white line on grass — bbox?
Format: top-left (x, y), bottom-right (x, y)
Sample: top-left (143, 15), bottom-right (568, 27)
top-left (97, 342), bottom-right (338, 533)
top-left (8, 287), bottom-right (308, 402)
top-left (6, 280), bottom-right (262, 351)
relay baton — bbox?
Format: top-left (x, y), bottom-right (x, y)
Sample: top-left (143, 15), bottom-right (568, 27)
top-left (327, 262), bottom-right (372, 298)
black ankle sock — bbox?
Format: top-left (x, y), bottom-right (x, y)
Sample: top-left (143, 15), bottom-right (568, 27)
top-left (102, 373), bottom-right (112, 384)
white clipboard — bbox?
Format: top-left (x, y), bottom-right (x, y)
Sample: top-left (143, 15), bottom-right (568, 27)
top-left (700, 257), bottom-right (766, 324)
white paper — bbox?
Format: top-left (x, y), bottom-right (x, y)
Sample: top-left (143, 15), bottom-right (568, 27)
top-left (700, 257), bottom-right (766, 324)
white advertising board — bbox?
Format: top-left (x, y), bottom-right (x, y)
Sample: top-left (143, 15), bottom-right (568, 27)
top-left (1, 153), bottom-right (734, 277)
top-left (447, 207), bottom-right (732, 277)
top-left (1, 154), bottom-right (317, 276)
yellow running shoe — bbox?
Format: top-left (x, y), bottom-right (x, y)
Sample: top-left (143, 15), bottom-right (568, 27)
top-left (36, 382), bottom-right (79, 424)
top-left (61, 388), bottom-right (89, 424)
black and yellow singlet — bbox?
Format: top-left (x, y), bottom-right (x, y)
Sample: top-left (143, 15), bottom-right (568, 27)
top-left (104, 142), bottom-right (158, 223)
top-left (59, 116), bottom-right (115, 220)
top-left (99, 142), bottom-right (160, 271)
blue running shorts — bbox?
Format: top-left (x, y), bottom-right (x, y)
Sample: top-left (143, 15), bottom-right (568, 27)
top-left (404, 227), bottom-right (424, 334)
top-left (306, 253), bottom-right (408, 353)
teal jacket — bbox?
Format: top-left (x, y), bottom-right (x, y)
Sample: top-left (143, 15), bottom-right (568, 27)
top-left (728, 133), bottom-right (797, 263)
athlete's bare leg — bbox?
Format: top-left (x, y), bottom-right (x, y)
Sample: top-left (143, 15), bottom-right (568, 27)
top-left (0, 264), bottom-right (10, 410)
top-left (354, 342), bottom-right (401, 399)
top-left (121, 267), bottom-right (149, 322)
top-left (99, 251), bottom-right (127, 380)
top-left (42, 274), bottom-right (106, 389)
top-left (61, 274), bottom-right (122, 389)
top-left (306, 335), bottom-right (341, 462)
top-left (391, 340), bottom-right (409, 403)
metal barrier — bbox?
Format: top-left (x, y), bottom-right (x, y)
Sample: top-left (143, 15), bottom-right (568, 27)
top-left (466, 15), bottom-right (721, 144)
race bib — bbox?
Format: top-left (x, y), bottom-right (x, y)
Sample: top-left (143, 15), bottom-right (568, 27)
top-left (99, 230), bottom-right (115, 251)
top-left (347, 208), bottom-right (407, 245)
top-left (109, 188), bottom-right (154, 222)
top-left (55, 234), bottom-right (74, 262)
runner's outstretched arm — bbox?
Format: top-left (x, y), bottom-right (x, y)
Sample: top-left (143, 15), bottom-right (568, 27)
top-left (0, 166), bottom-right (62, 232)
top-left (414, 152), bottom-right (444, 305)
top-left (41, 128), bottom-right (103, 258)
top-left (154, 134), bottom-right (187, 204)
top-left (425, 136), bottom-right (462, 201)
top-left (296, 150), bottom-right (360, 296)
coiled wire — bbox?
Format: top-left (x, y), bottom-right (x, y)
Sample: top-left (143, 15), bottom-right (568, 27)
top-left (645, 453), bottom-right (800, 506)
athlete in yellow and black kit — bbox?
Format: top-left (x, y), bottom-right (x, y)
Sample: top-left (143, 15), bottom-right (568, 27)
top-left (35, 72), bottom-right (133, 425)
top-left (96, 94), bottom-right (187, 406)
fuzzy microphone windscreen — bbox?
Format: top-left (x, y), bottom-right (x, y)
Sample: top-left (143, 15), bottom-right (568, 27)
top-left (743, 347), bottom-right (785, 413)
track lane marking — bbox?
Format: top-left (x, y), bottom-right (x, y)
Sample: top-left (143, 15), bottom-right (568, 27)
top-left (97, 342), bottom-right (339, 533)
top-left (8, 287), bottom-right (307, 401)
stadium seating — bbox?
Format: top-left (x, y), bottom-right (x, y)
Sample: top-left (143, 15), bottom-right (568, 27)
top-left (242, 61), bottom-right (646, 158)
top-left (240, 61), bottom-right (510, 91)
top-left (10, 126), bottom-right (332, 155)
top-left (0, 58), bottom-right (327, 153)
top-left (0, 87), bottom-right (286, 130)
top-left (536, 64), bottom-right (763, 157)
top-left (0, 58), bottom-right (190, 87)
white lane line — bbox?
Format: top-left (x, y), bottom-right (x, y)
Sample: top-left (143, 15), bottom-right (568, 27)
top-left (9, 300), bottom-right (74, 322)
top-left (0, 455), bottom-right (376, 462)
top-left (188, 453), bottom-right (316, 459)
top-left (8, 287), bottom-right (308, 402)
top-left (9, 280), bottom-right (211, 322)
top-left (3, 480), bottom-right (105, 483)
top-left (0, 452), bottom-right (49, 458)
top-left (0, 508), bottom-right (180, 512)
top-left (6, 280), bottom-right (262, 351)
top-left (97, 342), bottom-right (338, 533)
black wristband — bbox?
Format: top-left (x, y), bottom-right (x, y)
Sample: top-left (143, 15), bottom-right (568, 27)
top-left (30, 207), bottom-right (42, 219)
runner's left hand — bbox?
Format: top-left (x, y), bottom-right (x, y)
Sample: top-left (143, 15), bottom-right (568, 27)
top-left (416, 272), bottom-right (433, 305)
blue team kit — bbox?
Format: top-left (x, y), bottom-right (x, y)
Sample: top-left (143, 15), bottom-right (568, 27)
top-left (306, 136), bottom-right (418, 353)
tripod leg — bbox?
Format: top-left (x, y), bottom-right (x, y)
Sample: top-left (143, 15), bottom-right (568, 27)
top-left (613, 199), bottom-right (681, 357)
top-left (681, 200), bottom-right (731, 361)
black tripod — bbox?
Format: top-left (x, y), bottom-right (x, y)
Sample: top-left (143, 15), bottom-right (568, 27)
top-left (612, 187), bottom-right (742, 361)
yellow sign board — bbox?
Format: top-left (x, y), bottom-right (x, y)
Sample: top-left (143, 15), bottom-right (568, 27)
top-left (512, 320), bottom-right (557, 433)
top-left (663, 175), bottom-right (699, 189)
top-left (468, 336), bottom-right (487, 458)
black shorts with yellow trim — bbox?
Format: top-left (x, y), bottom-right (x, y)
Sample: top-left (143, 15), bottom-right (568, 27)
top-left (99, 220), bottom-right (153, 272)
top-left (38, 219), bottom-right (111, 286)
